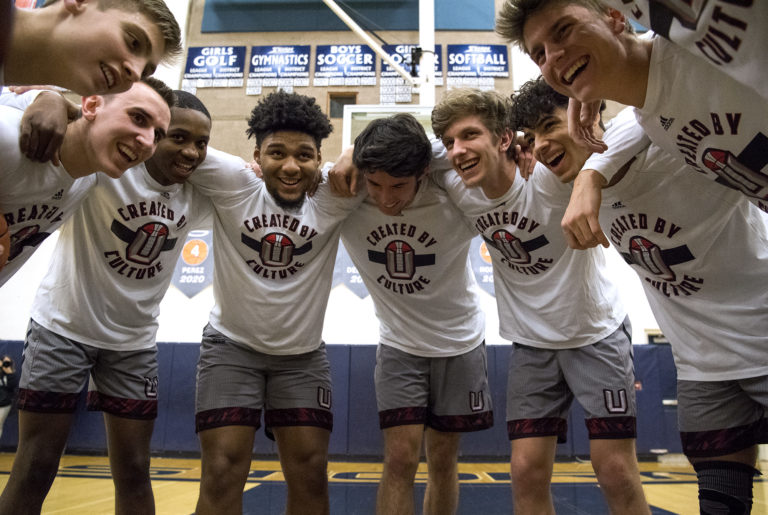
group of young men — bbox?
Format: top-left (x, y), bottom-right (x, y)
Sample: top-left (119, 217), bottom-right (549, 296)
top-left (0, 0), bottom-right (765, 514)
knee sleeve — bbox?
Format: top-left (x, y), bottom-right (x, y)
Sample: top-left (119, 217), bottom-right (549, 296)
top-left (694, 461), bottom-right (760, 515)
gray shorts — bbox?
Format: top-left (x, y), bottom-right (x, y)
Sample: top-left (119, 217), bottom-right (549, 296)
top-left (18, 319), bottom-right (158, 419)
top-left (507, 317), bottom-right (636, 442)
top-left (195, 324), bottom-right (333, 434)
top-left (374, 342), bottom-right (493, 432)
top-left (678, 376), bottom-right (768, 458)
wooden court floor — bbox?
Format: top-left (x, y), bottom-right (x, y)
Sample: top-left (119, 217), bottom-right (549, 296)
top-left (0, 453), bottom-right (764, 514)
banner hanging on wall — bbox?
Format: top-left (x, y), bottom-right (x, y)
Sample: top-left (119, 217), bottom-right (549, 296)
top-left (313, 44), bottom-right (376, 87)
top-left (246, 45), bottom-right (311, 96)
top-left (446, 44), bottom-right (508, 91)
top-left (182, 46), bottom-right (246, 91)
top-left (171, 230), bottom-right (214, 298)
top-left (380, 44), bottom-right (443, 104)
top-left (446, 44), bottom-right (509, 77)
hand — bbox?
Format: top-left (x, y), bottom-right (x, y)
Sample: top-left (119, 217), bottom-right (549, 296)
top-left (561, 169), bottom-right (609, 249)
top-left (19, 91), bottom-right (75, 166)
top-left (510, 135), bottom-right (536, 180)
top-left (327, 147), bottom-right (358, 197)
top-left (248, 160), bottom-right (263, 178)
top-left (568, 98), bottom-right (608, 154)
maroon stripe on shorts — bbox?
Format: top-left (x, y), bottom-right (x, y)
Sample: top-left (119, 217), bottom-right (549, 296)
top-left (378, 407), bottom-right (427, 429)
top-left (16, 389), bottom-right (79, 413)
top-left (508, 417), bottom-right (567, 442)
top-left (86, 391), bottom-right (157, 420)
top-left (585, 416), bottom-right (637, 439)
top-left (265, 408), bottom-right (333, 431)
top-left (428, 411), bottom-right (494, 432)
top-left (195, 407), bottom-right (262, 433)
top-left (682, 418), bottom-right (768, 458)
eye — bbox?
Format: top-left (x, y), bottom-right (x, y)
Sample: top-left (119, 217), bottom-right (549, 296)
top-left (556, 23), bottom-right (572, 41)
top-left (170, 134), bottom-right (185, 143)
top-left (197, 140), bottom-right (208, 150)
top-left (131, 112), bottom-right (147, 126)
top-left (442, 138), bottom-right (453, 150)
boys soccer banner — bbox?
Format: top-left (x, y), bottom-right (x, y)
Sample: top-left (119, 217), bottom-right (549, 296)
top-left (313, 44), bottom-right (376, 87)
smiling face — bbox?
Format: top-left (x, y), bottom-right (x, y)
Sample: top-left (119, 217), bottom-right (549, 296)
top-left (523, 107), bottom-right (593, 183)
top-left (145, 107), bottom-right (211, 186)
top-left (54, 3), bottom-right (165, 95)
top-left (364, 170), bottom-right (422, 216)
top-left (83, 81), bottom-right (171, 178)
top-left (441, 115), bottom-right (508, 189)
top-left (523, 3), bottom-right (625, 103)
top-left (255, 130), bottom-right (321, 211)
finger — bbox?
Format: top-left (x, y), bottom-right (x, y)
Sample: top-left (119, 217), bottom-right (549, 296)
top-left (562, 226), bottom-right (587, 251)
top-left (42, 131), bottom-right (63, 164)
top-left (588, 217), bottom-right (610, 248)
top-left (52, 149), bottom-right (61, 168)
top-left (27, 129), bottom-right (41, 161)
top-left (349, 170), bottom-right (359, 195)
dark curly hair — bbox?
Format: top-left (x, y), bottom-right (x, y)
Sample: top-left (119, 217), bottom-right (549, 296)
top-left (353, 114), bottom-right (432, 179)
top-left (509, 76), bottom-right (605, 132)
top-left (246, 91), bottom-right (333, 149)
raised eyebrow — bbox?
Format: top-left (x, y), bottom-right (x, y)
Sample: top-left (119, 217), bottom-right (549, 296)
top-left (535, 114), bottom-right (559, 130)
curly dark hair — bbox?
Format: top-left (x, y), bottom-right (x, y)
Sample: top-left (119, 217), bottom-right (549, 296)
top-left (353, 114), bottom-right (432, 179)
top-left (509, 76), bottom-right (604, 132)
top-left (246, 91), bottom-right (333, 149)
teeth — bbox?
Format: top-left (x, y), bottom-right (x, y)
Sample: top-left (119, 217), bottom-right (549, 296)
top-left (118, 143), bottom-right (137, 161)
top-left (460, 159), bottom-right (478, 172)
top-left (281, 178), bottom-right (300, 185)
top-left (101, 64), bottom-right (115, 88)
top-left (563, 56), bottom-right (588, 84)
top-left (548, 152), bottom-right (565, 167)
top-left (174, 162), bottom-right (193, 171)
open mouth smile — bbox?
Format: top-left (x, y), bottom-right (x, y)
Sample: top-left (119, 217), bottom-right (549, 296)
top-left (101, 64), bottom-right (116, 89)
top-left (562, 56), bottom-right (588, 85)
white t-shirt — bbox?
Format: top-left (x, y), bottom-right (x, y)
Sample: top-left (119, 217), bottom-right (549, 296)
top-left (189, 148), bottom-right (362, 355)
top-left (341, 177), bottom-right (485, 358)
top-left (605, 0), bottom-right (768, 101)
top-left (29, 164), bottom-right (210, 350)
top-left (432, 161), bottom-right (626, 350)
top-left (0, 106), bottom-right (96, 286)
top-left (600, 142), bottom-right (768, 381)
top-left (636, 36), bottom-right (768, 213)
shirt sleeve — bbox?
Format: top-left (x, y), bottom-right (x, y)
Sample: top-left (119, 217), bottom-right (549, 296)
top-left (583, 106), bottom-right (650, 184)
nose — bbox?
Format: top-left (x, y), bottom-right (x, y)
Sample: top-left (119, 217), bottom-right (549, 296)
top-left (542, 43), bottom-right (564, 74)
top-left (282, 156), bottom-right (301, 173)
top-left (181, 144), bottom-right (200, 161)
top-left (533, 134), bottom-right (547, 162)
top-left (123, 57), bottom-right (145, 83)
top-left (136, 128), bottom-right (156, 151)
top-left (450, 139), bottom-right (467, 159)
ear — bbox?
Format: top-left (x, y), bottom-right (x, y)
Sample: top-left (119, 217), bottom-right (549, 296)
top-left (607, 8), bottom-right (627, 35)
top-left (80, 95), bottom-right (104, 121)
top-left (63, 0), bottom-right (90, 15)
top-left (421, 164), bottom-right (431, 177)
top-left (498, 129), bottom-right (514, 153)
top-left (253, 146), bottom-right (261, 165)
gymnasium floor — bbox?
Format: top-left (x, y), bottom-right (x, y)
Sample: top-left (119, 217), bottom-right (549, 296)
top-left (0, 453), bottom-right (765, 514)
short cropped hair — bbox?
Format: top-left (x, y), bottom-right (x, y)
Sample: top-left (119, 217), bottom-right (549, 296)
top-left (353, 114), bottom-right (432, 179)
top-left (173, 90), bottom-right (210, 119)
top-left (431, 88), bottom-right (509, 140)
top-left (496, 0), bottom-right (613, 52)
top-left (141, 76), bottom-right (175, 110)
top-left (246, 91), bottom-right (333, 149)
top-left (509, 76), bottom-right (605, 132)
top-left (45, 0), bottom-right (182, 60)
